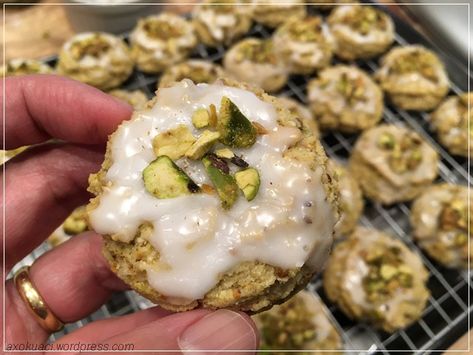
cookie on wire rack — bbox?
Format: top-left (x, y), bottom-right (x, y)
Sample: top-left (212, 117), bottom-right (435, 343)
top-left (375, 45), bottom-right (449, 111)
top-left (157, 60), bottom-right (226, 89)
top-left (307, 65), bottom-right (384, 133)
top-left (129, 13), bottom-right (197, 74)
top-left (192, 0), bottom-right (252, 47)
top-left (273, 15), bottom-right (333, 75)
top-left (328, 4), bottom-right (395, 61)
top-left (430, 92), bottom-right (472, 158)
top-left (411, 183), bottom-right (471, 270)
top-left (57, 32), bottom-right (133, 91)
top-left (323, 226), bottom-right (430, 333)
top-left (349, 124), bottom-right (438, 204)
top-left (224, 38), bottom-right (288, 93)
top-left (254, 290), bottom-right (343, 354)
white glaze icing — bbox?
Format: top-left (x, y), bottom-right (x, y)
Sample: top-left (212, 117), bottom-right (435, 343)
top-left (89, 80), bottom-right (335, 302)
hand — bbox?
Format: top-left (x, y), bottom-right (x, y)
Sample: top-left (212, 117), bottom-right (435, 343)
top-left (3, 75), bottom-right (258, 354)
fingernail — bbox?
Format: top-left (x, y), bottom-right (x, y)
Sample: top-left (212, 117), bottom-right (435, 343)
top-left (178, 309), bottom-right (257, 354)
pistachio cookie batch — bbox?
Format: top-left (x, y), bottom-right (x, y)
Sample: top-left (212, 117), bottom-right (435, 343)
top-left (254, 290), bottom-right (343, 354)
top-left (87, 79), bottom-right (339, 312)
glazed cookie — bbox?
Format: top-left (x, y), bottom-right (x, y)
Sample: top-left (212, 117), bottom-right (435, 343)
top-left (192, 0), bottom-right (252, 47)
top-left (251, 0), bottom-right (306, 28)
top-left (328, 5), bottom-right (394, 61)
top-left (255, 290), bottom-right (343, 354)
top-left (329, 160), bottom-right (364, 238)
top-left (157, 60), bottom-right (226, 89)
top-left (430, 93), bottom-right (472, 158)
top-left (411, 183), bottom-right (471, 269)
top-left (130, 13), bottom-right (197, 74)
top-left (307, 65), bottom-right (384, 133)
top-left (375, 45), bottom-right (449, 111)
top-left (224, 38), bottom-right (288, 93)
top-left (109, 89), bottom-right (148, 110)
top-left (324, 226), bottom-right (430, 333)
top-left (48, 206), bottom-right (89, 247)
top-left (273, 16), bottom-right (333, 74)
top-left (87, 78), bottom-right (339, 313)
top-left (2, 58), bottom-right (53, 76)
top-left (57, 32), bottom-right (133, 91)
top-left (278, 97), bottom-right (319, 138)
top-left (349, 124), bottom-right (438, 204)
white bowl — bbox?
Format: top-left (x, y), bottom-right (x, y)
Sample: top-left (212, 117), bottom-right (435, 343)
top-left (64, 0), bottom-right (163, 34)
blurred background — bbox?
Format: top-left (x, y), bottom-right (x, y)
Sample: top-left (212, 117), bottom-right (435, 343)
top-left (1, 0), bottom-right (471, 69)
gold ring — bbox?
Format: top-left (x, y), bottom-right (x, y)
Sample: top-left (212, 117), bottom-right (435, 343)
top-left (13, 266), bottom-right (64, 333)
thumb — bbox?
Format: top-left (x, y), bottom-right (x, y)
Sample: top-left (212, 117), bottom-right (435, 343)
top-left (85, 309), bottom-right (258, 354)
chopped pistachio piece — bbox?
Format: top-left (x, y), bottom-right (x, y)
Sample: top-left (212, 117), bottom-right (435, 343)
top-left (185, 130), bottom-right (221, 160)
top-left (390, 49), bottom-right (437, 80)
top-left (215, 148), bottom-right (235, 159)
top-left (209, 104), bottom-right (218, 127)
top-left (153, 125), bottom-right (196, 160)
top-left (192, 108), bottom-right (211, 129)
top-left (217, 97), bottom-right (257, 148)
top-left (454, 233), bottom-right (468, 246)
top-left (252, 121), bottom-right (269, 135)
top-left (235, 168), bottom-right (260, 201)
top-left (380, 264), bottom-right (397, 280)
top-left (362, 243), bottom-right (415, 303)
top-left (203, 155), bottom-right (239, 209)
top-left (238, 40), bottom-right (278, 65)
top-left (381, 131), bottom-right (424, 173)
top-left (143, 156), bottom-right (200, 199)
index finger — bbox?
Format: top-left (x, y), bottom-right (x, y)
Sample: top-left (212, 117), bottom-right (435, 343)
top-left (3, 74), bottom-right (133, 150)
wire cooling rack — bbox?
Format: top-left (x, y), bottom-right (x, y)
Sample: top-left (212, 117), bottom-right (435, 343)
top-left (8, 3), bottom-right (471, 354)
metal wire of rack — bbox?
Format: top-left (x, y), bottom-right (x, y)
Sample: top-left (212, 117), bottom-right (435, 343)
top-left (6, 4), bottom-right (471, 354)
